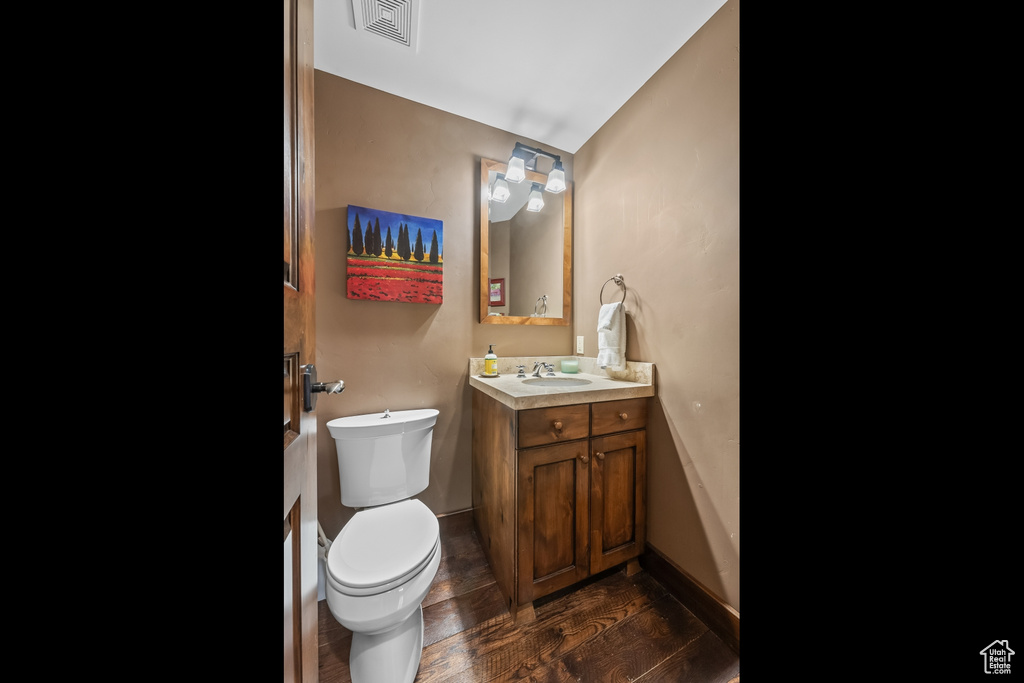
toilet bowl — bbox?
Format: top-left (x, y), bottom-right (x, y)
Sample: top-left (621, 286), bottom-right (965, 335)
top-left (324, 409), bottom-right (441, 683)
top-left (325, 499), bottom-right (440, 682)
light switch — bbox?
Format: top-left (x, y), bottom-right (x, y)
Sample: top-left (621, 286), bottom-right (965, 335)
top-left (576, 336), bottom-right (584, 354)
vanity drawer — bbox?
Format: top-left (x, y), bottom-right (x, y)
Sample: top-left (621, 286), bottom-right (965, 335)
top-left (591, 398), bottom-right (648, 436)
top-left (518, 404), bottom-right (590, 448)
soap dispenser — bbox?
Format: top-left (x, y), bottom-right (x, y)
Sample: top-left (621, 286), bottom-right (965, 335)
top-left (484, 344), bottom-right (498, 376)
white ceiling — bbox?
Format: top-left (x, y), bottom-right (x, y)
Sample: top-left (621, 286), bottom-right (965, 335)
top-left (313, 0), bottom-right (728, 154)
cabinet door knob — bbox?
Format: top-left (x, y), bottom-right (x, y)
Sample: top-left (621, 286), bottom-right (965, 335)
top-left (580, 453), bottom-right (590, 464)
top-left (619, 412), bottom-right (628, 420)
top-left (595, 451), bottom-right (605, 460)
top-left (553, 420), bottom-right (563, 431)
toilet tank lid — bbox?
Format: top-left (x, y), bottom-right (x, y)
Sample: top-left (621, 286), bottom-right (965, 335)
top-left (327, 408), bottom-right (438, 439)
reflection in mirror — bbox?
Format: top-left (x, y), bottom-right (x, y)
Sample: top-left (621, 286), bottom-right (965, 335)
top-left (488, 172), bottom-right (562, 316)
top-left (480, 158), bottom-right (572, 325)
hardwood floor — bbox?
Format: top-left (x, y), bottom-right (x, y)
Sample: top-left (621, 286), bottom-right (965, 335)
top-left (318, 510), bottom-right (739, 683)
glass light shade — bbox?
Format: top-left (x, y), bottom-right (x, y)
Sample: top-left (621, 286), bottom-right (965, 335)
top-left (506, 155), bottom-right (526, 183)
top-left (526, 184), bottom-right (545, 212)
top-left (491, 176), bottom-right (510, 203)
top-left (545, 163), bottom-right (566, 193)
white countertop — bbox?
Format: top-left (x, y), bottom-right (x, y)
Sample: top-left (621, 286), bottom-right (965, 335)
top-left (468, 356), bottom-right (655, 410)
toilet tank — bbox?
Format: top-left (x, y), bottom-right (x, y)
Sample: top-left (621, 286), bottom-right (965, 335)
top-left (326, 408), bottom-right (439, 508)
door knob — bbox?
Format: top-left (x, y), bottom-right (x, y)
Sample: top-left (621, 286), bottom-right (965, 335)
top-left (595, 451), bottom-right (605, 460)
top-left (302, 364), bottom-right (345, 412)
top-left (580, 453), bottom-right (590, 464)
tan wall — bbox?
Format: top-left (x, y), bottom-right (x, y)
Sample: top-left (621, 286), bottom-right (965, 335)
top-left (313, 75), bottom-right (574, 538)
top-left (574, 1), bottom-right (740, 609)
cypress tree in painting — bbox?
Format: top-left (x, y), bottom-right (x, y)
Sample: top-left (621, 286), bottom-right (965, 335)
top-left (430, 230), bottom-right (439, 263)
top-left (414, 228), bottom-right (424, 262)
top-left (385, 226), bottom-right (393, 258)
top-left (400, 223), bottom-right (411, 260)
top-left (351, 213), bottom-right (364, 255)
top-left (373, 218), bottom-right (382, 257)
top-left (364, 224), bottom-right (373, 257)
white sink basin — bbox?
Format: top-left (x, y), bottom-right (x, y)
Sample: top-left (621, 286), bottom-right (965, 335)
top-left (522, 377), bottom-right (593, 387)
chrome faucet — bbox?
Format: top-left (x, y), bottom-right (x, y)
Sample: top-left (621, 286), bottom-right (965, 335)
top-left (532, 362), bottom-right (556, 377)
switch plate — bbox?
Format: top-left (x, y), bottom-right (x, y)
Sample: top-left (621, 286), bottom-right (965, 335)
top-left (576, 336), bottom-right (584, 354)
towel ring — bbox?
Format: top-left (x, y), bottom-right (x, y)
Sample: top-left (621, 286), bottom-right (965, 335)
top-left (600, 275), bottom-right (626, 304)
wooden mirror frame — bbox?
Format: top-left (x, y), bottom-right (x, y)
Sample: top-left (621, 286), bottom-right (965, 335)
top-left (479, 157), bottom-right (572, 325)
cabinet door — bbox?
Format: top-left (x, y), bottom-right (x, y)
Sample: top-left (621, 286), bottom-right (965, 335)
top-left (590, 430), bottom-right (646, 574)
top-left (517, 440), bottom-right (590, 603)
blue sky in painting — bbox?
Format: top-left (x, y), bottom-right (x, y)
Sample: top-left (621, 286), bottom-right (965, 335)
top-left (347, 205), bottom-right (443, 253)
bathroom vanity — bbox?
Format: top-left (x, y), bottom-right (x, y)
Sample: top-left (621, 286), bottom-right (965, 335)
top-left (469, 357), bottom-right (655, 621)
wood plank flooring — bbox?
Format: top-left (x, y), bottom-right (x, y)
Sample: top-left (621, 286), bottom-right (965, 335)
top-left (318, 510), bottom-right (739, 683)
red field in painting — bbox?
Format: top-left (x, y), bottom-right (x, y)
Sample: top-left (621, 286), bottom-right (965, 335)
top-left (346, 258), bottom-right (443, 304)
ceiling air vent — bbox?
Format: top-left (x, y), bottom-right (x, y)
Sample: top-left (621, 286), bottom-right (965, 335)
top-left (352, 0), bottom-right (420, 50)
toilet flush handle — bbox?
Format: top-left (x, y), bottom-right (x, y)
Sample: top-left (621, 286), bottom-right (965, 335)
top-left (302, 364), bottom-right (345, 412)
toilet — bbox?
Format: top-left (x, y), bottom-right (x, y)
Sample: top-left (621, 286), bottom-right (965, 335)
top-left (324, 408), bottom-right (441, 683)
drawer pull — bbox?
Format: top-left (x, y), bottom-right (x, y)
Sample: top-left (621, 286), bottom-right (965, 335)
top-left (595, 451), bottom-right (605, 460)
top-left (553, 420), bottom-right (563, 431)
top-left (580, 453), bottom-right (590, 464)
top-left (619, 413), bottom-right (628, 420)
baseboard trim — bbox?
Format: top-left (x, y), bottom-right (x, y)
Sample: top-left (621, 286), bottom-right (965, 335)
top-left (436, 507), bottom-right (473, 519)
top-left (640, 543), bottom-right (739, 655)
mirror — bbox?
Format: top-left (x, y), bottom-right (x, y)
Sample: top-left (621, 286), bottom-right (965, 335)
top-left (479, 157), bottom-right (572, 325)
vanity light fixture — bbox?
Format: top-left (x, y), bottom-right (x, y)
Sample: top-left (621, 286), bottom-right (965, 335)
top-left (526, 182), bottom-right (545, 212)
top-left (490, 173), bottom-right (511, 203)
top-left (505, 142), bottom-right (566, 193)
top-left (545, 160), bottom-right (566, 194)
top-left (505, 146), bottom-right (529, 183)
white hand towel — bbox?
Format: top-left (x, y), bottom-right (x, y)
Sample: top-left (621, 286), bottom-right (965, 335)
top-left (596, 302), bottom-right (626, 371)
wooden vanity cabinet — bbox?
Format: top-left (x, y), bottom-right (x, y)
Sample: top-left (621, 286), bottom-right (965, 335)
top-left (472, 393), bottom-right (647, 619)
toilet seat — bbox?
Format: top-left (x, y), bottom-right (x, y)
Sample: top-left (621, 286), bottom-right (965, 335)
top-left (327, 499), bottom-right (440, 597)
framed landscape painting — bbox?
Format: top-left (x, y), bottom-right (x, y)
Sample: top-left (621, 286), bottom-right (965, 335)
top-left (346, 205), bottom-right (443, 304)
